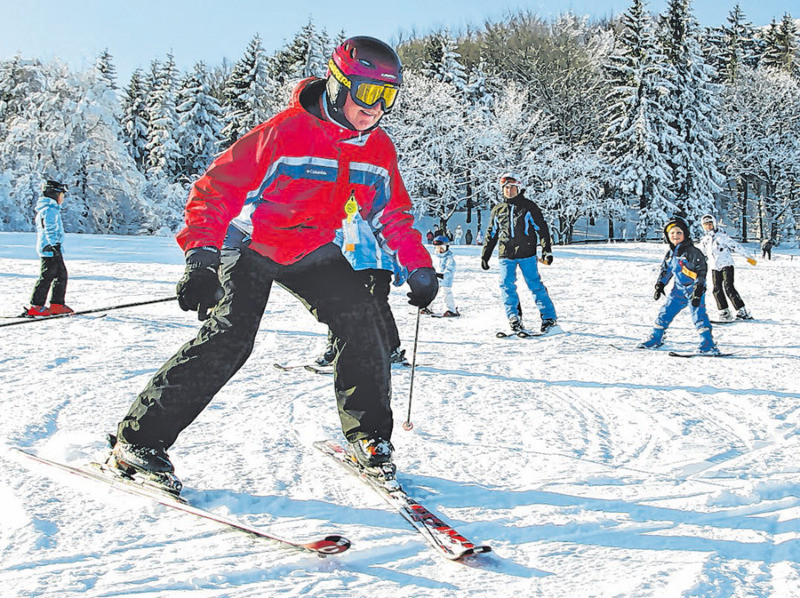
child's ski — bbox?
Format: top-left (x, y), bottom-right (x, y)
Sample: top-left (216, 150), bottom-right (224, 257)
top-left (13, 447), bottom-right (351, 557)
top-left (496, 329), bottom-right (541, 338)
top-left (668, 351), bottom-right (735, 358)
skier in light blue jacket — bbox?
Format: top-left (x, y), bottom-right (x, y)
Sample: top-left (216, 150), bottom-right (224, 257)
top-left (22, 180), bottom-right (73, 317)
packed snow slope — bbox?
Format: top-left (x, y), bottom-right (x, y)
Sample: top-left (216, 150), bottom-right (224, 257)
top-left (1, 232), bottom-right (800, 598)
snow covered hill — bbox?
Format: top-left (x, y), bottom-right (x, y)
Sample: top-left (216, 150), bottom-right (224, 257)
top-left (2, 232), bottom-right (799, 597)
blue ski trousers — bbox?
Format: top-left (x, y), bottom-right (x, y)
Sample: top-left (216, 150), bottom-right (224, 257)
top-left (498, 256), bottom-right (556, 322)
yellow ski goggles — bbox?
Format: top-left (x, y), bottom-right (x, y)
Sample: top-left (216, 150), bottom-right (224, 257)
top-left (329, 60), bottom-right (400, 110)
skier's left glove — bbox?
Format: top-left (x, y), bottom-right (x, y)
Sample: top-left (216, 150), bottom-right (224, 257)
top-left (406, 267), bottom-right (439, 308)
top-left (690, 283), bottom-right (704, 308)
top-left (177, 246), bottom-right (225, 321)
top-left (541, 251), bottom-right (553, 265)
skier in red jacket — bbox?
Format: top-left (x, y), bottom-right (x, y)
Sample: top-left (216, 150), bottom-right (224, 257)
top-left (107, 37), bottom-right (437, 493)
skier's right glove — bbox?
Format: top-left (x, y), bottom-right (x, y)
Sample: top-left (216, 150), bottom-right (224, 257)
top-left (177, 246), bottom-right (225, 321)
top-left (541, 251), bottom-right (553, 265)
top-left (480, 259), bottom-right (490, 271)
top-left (654, 281), bottom-right (665, 300)
top-left (406, 267), bottom-right (439, 308)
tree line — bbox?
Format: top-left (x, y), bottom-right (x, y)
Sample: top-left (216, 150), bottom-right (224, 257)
top-left (0, 0), bottom-right (798, 243)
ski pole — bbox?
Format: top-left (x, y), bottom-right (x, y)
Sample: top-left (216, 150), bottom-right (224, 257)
top-left (0, 296), bottom-right (177, 328)
top-left (402, 308), bottom-right (422, 431)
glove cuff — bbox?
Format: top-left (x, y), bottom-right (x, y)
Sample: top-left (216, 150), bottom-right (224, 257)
top-left (186, 246), bottom-right (221, 271)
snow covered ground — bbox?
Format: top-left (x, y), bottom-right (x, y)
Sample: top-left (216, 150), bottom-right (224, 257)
top-left (1, 231), bottom-right (800, 597)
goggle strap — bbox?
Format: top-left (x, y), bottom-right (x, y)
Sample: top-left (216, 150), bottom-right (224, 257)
top-left (328, 60), bottom-right (352, 89)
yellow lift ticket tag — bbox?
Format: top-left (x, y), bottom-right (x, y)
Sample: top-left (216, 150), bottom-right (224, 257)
top-left (343, 193), bottom-right (359, 251)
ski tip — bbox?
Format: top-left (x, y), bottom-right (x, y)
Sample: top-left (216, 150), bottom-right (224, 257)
top-left (454, 545), bottom-right (493, 560)
top-left (306, 534), bottom-right (351, 555)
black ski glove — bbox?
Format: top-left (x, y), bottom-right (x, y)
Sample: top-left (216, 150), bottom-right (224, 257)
top-left (654, 281), bottom-right (665, 300)
top-left (541, 251), bottom-right (553, 265)
top-left (481, 258), bottom-right (490, 271)
top-left (691, 283), bottom-right (704, 308)
top-left (406, 267), bottom-right (439, 308)
top-left (436, 272), bottom-right (444, 279)
top-left (43, 244), bottom-right (62, 257)
top-left (177, 246), bottom-right (224, 321)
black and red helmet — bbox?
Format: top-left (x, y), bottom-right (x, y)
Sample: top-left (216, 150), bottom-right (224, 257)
top-left (327, 36), bottom-right (403, 114)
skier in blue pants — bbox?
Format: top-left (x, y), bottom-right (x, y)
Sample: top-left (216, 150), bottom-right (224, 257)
top-left (638, 216), bottom-right (719, 355)
top-left (481, 172), bottom-right (557, 334)
top-left (498, 255), bottom-right (556, 325)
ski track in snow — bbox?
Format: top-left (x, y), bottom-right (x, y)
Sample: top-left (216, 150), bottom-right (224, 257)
top-left (1, 232), bottom-right (800, 597)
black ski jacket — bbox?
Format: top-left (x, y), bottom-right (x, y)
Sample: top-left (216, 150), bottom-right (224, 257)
top-left (657, 240), bottom-right (708, 296)
top-left (481, 192), bottom-right (552, 262)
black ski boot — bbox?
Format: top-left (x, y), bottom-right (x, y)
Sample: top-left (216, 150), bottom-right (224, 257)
top-left (540, 318), bottom-right (557, 333)
top-left (105, 434), bottom-right (182, 495)
top-left (509, 316), bottom-right (524, 333)
top-left (348, 437), bottom-right (398, 490)
top-left (389, 348), bottom-right (408, 365)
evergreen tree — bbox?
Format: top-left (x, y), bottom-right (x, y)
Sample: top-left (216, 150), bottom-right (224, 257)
top-left (220, 34), bottom-right (272, 149)
top-left (175, 62), bottom-right (223, 181)
top-left (144, 54), bottom-right (181, 182)
top-left (715, 5), bottom-right (760, 83)
top-left (422, 30), bottom-right (469, 93)
top-left (603, 0), bottom-right (677, 238)
top-left (761, 14), bottom-right (799, 77)
top-left (464, 60), bottom-right (494, 107)
top-left (120, 68), bottom-right (149, 171)
top-left (276, 19), bottom-right (329, 80)
top-left (658, 0), bottom-right (723, 225)
top-left (95, 49), bottom-right (118, 90)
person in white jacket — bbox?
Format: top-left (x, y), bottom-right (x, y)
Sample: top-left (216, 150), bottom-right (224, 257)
top-left (423, 235), bottom-right (459, 317)
top-left (697, 214), bottom-right (756, 321)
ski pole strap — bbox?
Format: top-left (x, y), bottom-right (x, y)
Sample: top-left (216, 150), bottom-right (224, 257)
top-left (0, 297), bottom-right (177, 328)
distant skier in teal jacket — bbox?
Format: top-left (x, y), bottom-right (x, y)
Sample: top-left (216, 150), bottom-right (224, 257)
top-left (22, 180), bottom-right (73, 317)
top-left (638, 216), bottom-right (719, 355)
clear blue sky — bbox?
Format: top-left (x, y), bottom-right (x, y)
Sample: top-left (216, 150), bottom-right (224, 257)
top-left (1, 0), bottom-right (793, 82)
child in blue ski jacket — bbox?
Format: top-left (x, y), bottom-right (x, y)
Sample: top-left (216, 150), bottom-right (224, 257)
top-left (638, 216), bottom-right (719, 355)
top-left (22, 180), bottom-right (73, 317)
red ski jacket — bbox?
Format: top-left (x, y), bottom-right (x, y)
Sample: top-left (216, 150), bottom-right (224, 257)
top-left (176, 78), bottom-right (431, 274)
